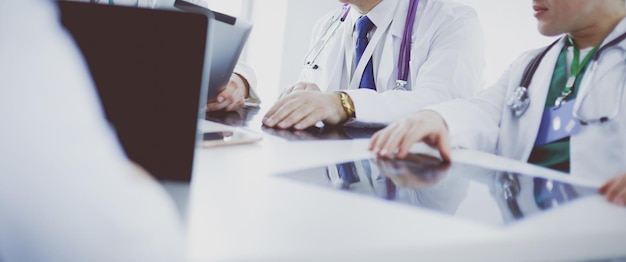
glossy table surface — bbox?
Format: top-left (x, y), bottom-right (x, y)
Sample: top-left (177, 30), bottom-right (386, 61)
top-left (165, 107), bottom-right (626, 262)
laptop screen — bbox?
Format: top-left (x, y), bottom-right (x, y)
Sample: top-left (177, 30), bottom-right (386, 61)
top-left (59, 1), bottom-right (211, 181)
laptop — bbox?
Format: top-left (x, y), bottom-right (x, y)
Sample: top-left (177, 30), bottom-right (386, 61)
top-left (59, 1), bottom-right (211, 181)
top-left (173, 0), bottom-right (253, 102)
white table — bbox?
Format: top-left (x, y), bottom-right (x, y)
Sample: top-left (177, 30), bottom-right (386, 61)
top-left (168, 108), bottom-right (626, 262)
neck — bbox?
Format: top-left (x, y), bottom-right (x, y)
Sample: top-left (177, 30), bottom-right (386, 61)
top-left (352, 0), bottom-right (383, 14)
top-left (569, 9), bottom-right (626, 49)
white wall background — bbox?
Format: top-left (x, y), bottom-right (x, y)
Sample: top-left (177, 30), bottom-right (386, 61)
top-left (456, 0), bottom-right (557, 87)
top-left (200, 0), bottom-right (559, 106)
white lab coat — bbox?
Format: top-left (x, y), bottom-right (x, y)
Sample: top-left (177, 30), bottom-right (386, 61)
top-left (431, 18), bottom-right (626, 182)
top-left (300, 0), bottom-right (484, 125)
top-left (234, 62), bottom-right (261, 106)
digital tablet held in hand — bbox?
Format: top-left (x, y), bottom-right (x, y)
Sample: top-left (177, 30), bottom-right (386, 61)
top-left (174, 0), bottom-right (253, 102)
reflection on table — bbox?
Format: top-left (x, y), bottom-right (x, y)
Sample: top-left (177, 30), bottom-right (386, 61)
top-left (276, 153), bottom-right (598, 226)
top-left (261, 125), bottom-right (383, 141)
top-left (205, 106), bottom-right (261, 128)
top-left (206, 106), bottom-right (383, 140)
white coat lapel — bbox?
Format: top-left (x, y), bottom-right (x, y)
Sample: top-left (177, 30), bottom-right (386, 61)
top-left (326, 24), bottom-right (348, 91)
top-left (347, 1), bottom-right (398, 90)
top-left (378, 0), bottom-right (404, 91)
top-left (309, 21), bottom-right (348, 92)
top-left (344, 13), bottom-right (356, 85)
top-left (575, 18), bottom-right (626, 109)
top-left (519, 40), bottom-right (566, 160)
top-left (301, 15), bottom-right (348, 92)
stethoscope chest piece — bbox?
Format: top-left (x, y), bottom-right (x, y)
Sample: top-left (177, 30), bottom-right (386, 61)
top-left (507, 86), bottom-right (531, 117)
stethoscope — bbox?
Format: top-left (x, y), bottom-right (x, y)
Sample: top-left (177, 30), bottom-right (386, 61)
top-left (507, 31), bottom-right (626, 125)
top-left (303, 0), bottom-right (419, 90)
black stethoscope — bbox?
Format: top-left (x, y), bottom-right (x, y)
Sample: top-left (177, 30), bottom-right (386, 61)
top-left (507, 31), bottom-right (626, 125)
top-left (303, 0), bottom-right (420, 90)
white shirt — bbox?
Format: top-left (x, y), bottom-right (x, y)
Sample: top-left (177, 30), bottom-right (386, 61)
top-left (300, 0), bottom-right (485, 125)
top-left (0, 1), bottom-right (185, 261)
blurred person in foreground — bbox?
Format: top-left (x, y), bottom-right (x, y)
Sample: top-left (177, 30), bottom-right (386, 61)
top-left (0, 0), bottom-right (185, 261)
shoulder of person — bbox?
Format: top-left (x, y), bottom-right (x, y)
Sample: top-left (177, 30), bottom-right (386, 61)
top-left (420, 0), bottom-right (480, 20)
top-left (497, 40), bottom-right (561, 83)
top-left (410, 0), bottom-right (481, 34)
top-left (312, 8), bottom-right (340, 31)
top-left (515, 38), bottom-right (562, 66)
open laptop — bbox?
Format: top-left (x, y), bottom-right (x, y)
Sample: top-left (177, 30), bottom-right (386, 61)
top-left (59, 1), bottom-right (211, 181)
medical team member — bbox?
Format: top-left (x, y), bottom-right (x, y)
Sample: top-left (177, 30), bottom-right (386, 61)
top-left (263, 0), bottom-right (484, 129)
top-left (206, 62), bottom-right (261, 112)
top-left (370, 0), bottom-right (626, 206)
top-left (0, 0), bottom-right (185, 261)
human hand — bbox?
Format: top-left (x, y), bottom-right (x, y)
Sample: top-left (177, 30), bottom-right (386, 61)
top-left (375, 153), bottom-right (450, 190)
top-left (262, 91), bottom-right (346, 130)
top-left (369, 110), bottom-right (451, 161)
top-left (206, 73), bottom-right (248, 112)
top-left (279, 82), bottom-right (322, 98)
top-left (599, 173), bottom-right (626, 206)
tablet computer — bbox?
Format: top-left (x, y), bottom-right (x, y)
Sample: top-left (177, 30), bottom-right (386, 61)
top-left (174, 0), bottom-right (253, 102)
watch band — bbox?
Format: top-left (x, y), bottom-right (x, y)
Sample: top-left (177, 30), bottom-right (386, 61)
top-left (336, 91), bottom-right (355, 122)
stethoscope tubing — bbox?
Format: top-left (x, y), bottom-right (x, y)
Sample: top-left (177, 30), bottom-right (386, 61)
top-left (397, 0), bottom-right (419, 84)
top-left (520, 32), bottom-right (626, 90)
top-left (513, 31), bottom-right (626, 123)
top-left (303, 4), bottom-right (351, 70)
top-left (303, 0), bottom-right (419, 90)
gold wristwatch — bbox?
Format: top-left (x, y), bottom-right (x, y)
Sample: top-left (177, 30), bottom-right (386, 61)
top-left (336, 91), bottom-right (355, 122)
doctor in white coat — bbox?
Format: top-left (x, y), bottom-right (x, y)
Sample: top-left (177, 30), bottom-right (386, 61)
top-left (369, 0), bottom-right (626, 206)
top-left (263, 0), bottom-right (484, 129)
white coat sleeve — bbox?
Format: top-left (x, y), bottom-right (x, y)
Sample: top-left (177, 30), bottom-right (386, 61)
top-left (346, 4), bottom-right (485, 125)
top-left (0, 1), bottom-right (185, 262)
top-left (234, 62), bottom-right (261, 106)
top-left (426, 52), bottom-right (536, 153)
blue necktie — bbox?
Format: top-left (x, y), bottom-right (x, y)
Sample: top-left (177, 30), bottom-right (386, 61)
top-left (337, 162), bottom-right (359, 185)
top-left (355, 16), bottom-right (375, 90)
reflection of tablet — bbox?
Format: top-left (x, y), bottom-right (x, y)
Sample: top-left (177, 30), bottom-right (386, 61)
top-left (201, 129), bottom-right (262, 147)
top-left (275, 153), bottom-right (598, 227)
